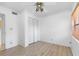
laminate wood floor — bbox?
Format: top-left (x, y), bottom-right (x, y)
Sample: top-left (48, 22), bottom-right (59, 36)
top-left (0, 41), bottom-right (73, 56)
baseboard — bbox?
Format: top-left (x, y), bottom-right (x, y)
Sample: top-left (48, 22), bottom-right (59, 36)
top-left (40, 40), bottom-right (70, 47)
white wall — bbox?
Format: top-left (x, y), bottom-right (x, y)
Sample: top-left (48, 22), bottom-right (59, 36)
top-left (39, 11), bottom-right (72, 47)
top-left (18, 14), bottom-right (25, 47)
top-left (0, 6), bottom-right (18, 49)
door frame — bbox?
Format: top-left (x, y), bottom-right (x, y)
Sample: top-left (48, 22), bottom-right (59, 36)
top-left (0, 13), bottom-right (5, 50)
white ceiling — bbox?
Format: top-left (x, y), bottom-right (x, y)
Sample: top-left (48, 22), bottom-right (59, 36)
top-left (0, 2), bottom-right (75, 17)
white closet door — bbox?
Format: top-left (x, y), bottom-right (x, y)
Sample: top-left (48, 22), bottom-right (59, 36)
top-left (28, 17), bottom-right (38, 44)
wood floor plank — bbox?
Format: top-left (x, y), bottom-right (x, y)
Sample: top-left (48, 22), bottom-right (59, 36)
top-left (0, 41), bottom-right (73, 56)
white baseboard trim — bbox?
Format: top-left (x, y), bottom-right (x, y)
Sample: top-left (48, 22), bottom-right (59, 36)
top-left (40, 40), bottom-right (70, 47)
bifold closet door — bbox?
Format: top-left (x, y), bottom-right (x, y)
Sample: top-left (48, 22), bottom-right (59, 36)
top-left (28, 17), bottom-right (38, 44)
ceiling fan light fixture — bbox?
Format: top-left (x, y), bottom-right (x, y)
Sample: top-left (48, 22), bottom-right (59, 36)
top-left (36, 8), bottom-right (39, 12)
top-left (35, 2), bottom-right (44, 12)
top-left (40, 8), bottom-right (43, 12)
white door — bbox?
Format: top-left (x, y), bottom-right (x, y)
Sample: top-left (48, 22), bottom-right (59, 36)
top-left (28, 17), bottom-right (38, 44)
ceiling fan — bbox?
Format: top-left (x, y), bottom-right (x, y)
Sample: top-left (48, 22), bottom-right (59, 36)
top-left (35, 2), bottom-right (56, 12)
top-left (35, 2), bottom-right (44, 12)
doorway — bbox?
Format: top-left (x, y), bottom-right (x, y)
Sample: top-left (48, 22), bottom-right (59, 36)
top-left (0, 14), bottom-right (5, 51)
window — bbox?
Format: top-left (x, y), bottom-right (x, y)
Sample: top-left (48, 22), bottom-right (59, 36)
top-left (72, 3), bottom-right (79, 40)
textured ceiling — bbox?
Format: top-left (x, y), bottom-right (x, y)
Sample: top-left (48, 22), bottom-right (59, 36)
top-left (0, 2), bottom-right (75, 17)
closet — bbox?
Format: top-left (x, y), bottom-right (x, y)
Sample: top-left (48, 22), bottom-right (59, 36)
top-left (28, 17), bottom-right (39, 44)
